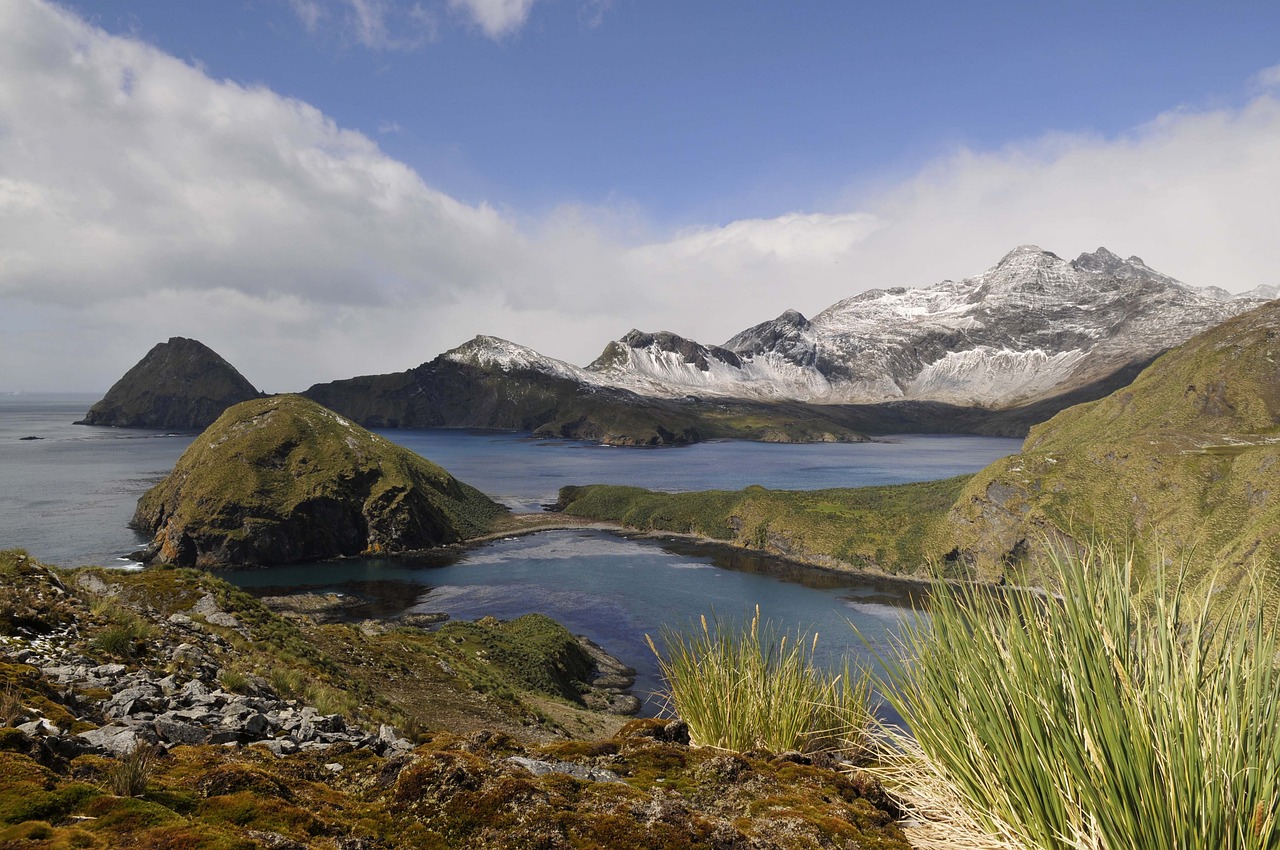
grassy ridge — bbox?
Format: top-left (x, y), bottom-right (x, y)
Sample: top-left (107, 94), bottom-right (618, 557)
top-left (946, 300), bottom-right (1280, 585)
top-left (556, 477), bottom-right (970, 576)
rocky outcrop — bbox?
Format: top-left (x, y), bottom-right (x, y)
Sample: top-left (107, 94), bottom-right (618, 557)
top-left (77, 337), bottom-right (264, 429)
top-left (131, 394), bottom-right (504, 567)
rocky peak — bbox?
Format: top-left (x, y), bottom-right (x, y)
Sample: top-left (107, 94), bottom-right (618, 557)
top-left (76, 337), bottom-right (263, 430)
top-left (613, 330), bottom-right (743, 372)
top-left (1070, 246), bottom-right (1128, 274)
top-left (441, 335), bottom-right (591, 382)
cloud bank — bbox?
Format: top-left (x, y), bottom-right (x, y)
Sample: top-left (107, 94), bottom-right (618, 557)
top-left (3, 0), bottom-right (1280, 393)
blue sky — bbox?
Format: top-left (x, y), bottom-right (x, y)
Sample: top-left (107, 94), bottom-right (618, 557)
top-left (4, 1), bottom-right (1280, 391)
top-left (64, 1), bottom-right (1280, 222)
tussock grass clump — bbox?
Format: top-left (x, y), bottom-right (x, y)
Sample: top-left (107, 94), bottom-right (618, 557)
top-left (90, 617), bottom-right (150, 660)
top-left (879, 544), bottom-right (1280, 850)
top-left (105, 743), bottom-right (157, 798)
top-left (648, 608), bottom-right (871, 755)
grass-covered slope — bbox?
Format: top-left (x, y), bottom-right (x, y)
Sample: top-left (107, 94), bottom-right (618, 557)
top-left (77, 337), bottom-right (264, 429)
top-left (946, 299), bottom-right (1280, 582)
top-left (133, 395), bottom-right (504, 568)
top-left (555, 477), bottom-right (969, 576)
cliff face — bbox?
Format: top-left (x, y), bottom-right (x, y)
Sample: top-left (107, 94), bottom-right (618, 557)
top-left (131, 395), bottom-right (503, 568)
top-left (943, 298), bottom-right (1280, 581)
top-left (77, 337), bottom-right (263, 429)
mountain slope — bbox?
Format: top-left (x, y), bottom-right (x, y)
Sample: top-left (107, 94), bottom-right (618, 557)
top-left (590, 246), bottom-right (1265, 408)
top-left (77, 337), bottom-right (264, 429)
top-left (944, 298), bottom-right (1280, 581)
top-left (302, 335), bottom-right (875, 445)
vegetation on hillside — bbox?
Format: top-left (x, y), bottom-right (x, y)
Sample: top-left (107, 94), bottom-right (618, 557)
top-left (0, 549), bottom-right (910, 849)
top-left (947, 299), bottom-right (1280, 582)
top-left (555, 477), bottom-right (969, 576)
top-left (133, 395), bottom-right (504, 567)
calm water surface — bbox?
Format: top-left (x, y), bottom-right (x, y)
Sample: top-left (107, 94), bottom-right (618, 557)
top-left (1, 394), bottom-right (1018, 713)
top-left (227, 529), bottom-right (928, 715)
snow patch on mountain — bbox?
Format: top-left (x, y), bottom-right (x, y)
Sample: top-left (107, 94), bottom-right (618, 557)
top-left (906, 347), bottom-right (1088, 407)
top-left (443, 335), bottom-right (597, 384)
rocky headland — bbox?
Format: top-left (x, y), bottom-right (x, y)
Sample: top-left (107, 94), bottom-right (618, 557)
top-left (131, 394), bottom-right (504, 568)
top-left (76, 337), bottom-right (264, 429)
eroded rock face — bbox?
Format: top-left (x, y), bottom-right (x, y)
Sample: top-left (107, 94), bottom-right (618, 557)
top-left (131, 395), bottom-right (503, 568)
top-left (77, 337), bottom-right (263, 429)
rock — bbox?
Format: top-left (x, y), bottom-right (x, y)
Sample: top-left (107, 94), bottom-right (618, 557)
top-left (397, 612), bottom-right (449, 628)
top-left (76, 337), bottom-right (264, 429)
top-left (256, 738), bottom-right (300, 757)
top-left (77, 724), bottom-right (156, 757)
top-left (130, 395), bottom-right (504, 568)
top-left (506, 756), bottom-right (624, 784)
top-left (155, 717), bottom-right (211, 745)
top-left (16, 719), bottom-right (60, 737)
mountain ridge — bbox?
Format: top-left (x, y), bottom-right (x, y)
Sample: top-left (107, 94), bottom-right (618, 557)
top-left (587, 245), bottom-right (1268, 408)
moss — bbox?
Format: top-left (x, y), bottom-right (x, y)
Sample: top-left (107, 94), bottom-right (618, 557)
top-left (433, 614), bottom-right (595, 704)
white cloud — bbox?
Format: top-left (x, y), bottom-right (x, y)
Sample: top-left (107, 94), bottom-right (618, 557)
top-left (1250, 64), bottom-right (1280, 91)
top-left (282, 0), bottom-right (437, 50)
top-left (447, 0), bottom-right (537, 39)
top-left (288, 0), bottom-right (326, 32)
top-left (3, 2), bottom-right (1280, 394)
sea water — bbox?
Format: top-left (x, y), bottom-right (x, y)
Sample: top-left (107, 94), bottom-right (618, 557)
top-left (0, 394), bottom-right (1019, 715)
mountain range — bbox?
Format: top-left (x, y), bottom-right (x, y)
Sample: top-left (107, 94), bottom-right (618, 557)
top-left (81, 245), bottom-right (1270, 443)
top-left (460, 245), bottom-right (1264, 407)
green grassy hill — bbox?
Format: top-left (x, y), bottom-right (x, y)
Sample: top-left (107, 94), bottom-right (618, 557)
top-left (947, 299), bottom-right (1280, 583)
top-left (133, 395), bottom-right (504, 567)
top-left (556, 477), bottom-right (970, 576)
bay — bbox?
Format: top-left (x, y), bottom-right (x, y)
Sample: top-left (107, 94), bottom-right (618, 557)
top-left (0, 394), bottom-right (1018, 716)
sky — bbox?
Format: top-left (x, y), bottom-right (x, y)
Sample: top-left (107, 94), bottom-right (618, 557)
top-left (4, 0), bottom-right (1280, 393)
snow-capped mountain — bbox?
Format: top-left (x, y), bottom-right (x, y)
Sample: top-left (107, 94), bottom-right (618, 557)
top-left (442, 334), bottom-right (597, 385)
top-left (584, 246), bottom-right (1270, 408)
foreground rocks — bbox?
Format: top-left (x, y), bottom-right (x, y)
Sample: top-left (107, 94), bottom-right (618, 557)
top-left (0, 551), bottom-right (909, 848)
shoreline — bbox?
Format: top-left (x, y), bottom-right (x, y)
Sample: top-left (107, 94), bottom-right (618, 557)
top-left (448, 511), bottom-right (943, 598)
